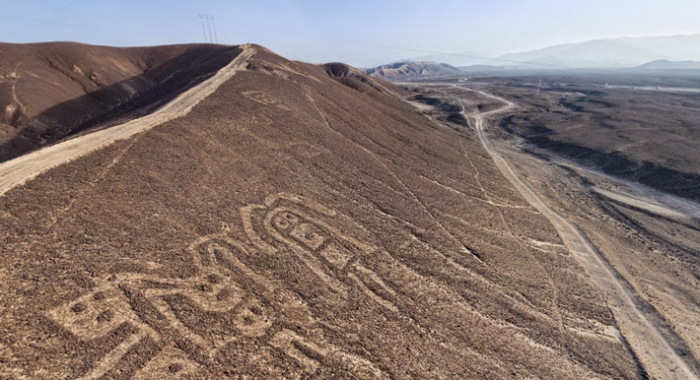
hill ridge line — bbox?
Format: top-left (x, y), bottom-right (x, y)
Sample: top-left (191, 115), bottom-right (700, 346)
top-left (0, 44), bottom-right (254, 198)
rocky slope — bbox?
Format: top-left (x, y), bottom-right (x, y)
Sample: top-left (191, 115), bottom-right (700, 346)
top-left (0, 42), bottom-right (237, 161)
top-left (0, 43), bottom-right (644, 379)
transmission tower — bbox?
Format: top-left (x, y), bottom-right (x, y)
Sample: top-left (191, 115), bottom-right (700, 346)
top-left (205, 14), bottom-right (214, 44)
top-left (210, 15), bottom-right (219, 44)
top-left (198, 14), bottom-right (208, 43)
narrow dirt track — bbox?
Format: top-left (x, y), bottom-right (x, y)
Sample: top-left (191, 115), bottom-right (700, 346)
top-left (0, 44), bottom-right (254, 198)
top-left (460, 88), bottom-right (698, 380)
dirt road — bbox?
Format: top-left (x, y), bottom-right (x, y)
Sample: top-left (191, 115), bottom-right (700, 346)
top-left (459, 88), bottom-right (698, 380)
top-left (0, 45), bottom-right (254, 198)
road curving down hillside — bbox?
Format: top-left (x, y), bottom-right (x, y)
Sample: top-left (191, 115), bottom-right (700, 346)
top-left (0, 44), bottom-right (254, 198)
top-left (460, 88), bottom-right (698, 380)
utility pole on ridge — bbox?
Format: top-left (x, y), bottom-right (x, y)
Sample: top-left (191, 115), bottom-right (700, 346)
top-left (198, 14), bottom-right (208, 43)
top-left (210, 15), bottom-right (219, 44)
top-left (205, 14), bottom-right (214, 44)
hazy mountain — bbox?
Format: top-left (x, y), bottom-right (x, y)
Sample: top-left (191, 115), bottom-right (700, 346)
top-left (366, 61), bottom-right (464, 80)
top-left (492, 34), bottom-right (700, 69)
top-left (391, 58), bottom-right (415, 64)
top-left (636, 59), bottom-right (700, 70)
top-left (459, 64), bottom-right (511, 72)
top-left (403, 53), bottom-right (487, 67)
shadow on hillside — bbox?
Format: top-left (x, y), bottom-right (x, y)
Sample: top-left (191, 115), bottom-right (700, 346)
top-left (1, 45), bottom-right (243, 163)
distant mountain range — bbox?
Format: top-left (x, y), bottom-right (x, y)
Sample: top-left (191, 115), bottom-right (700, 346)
top-left (491, 34), bottom-right (700, 69)
top-left (366, 34), bottom-right (700, 79)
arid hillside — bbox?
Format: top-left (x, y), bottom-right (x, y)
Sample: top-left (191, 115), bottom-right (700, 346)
top-left (0, 42), bottom-right (238, 161)
top-left (0, 43), bottom-right (661, 379)
top-left (481, 77), bottom-right (700, 202)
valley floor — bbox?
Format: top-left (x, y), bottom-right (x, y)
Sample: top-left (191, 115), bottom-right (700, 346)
top-left (408, 81), bottom-right (700, 379)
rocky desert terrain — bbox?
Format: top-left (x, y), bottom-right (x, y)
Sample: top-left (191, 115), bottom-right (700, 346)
top-left (476, 75), bottom-right (700, 202)
top-left (405, 77), bottom-right (700, 380)
top-left (0, 42), bottom-right (697, 379)
top-left (0, 42), bottom-right (238, 162)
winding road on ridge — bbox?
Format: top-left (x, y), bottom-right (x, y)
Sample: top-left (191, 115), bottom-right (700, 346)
top-left (0, 45), bottom-right (254, 198)
top-left (460, 88), bottom-right (698, 380)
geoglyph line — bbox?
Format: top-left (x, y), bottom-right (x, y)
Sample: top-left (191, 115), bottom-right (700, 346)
top-left (46, 194), bottom-right (399, 378)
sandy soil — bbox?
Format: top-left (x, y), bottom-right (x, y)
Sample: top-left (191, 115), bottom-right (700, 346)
top-left (477, 77), bottom-right (700, 202)
top-left (0, 44), bottom-right (652, 379)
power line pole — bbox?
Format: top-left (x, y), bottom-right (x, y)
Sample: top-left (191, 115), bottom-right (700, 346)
top-left (210, 15), bottom-right (219, 44)
top-left (205, 14), bottom-right (214, 44)
top-left (198, 14), bottom-right (208, 43)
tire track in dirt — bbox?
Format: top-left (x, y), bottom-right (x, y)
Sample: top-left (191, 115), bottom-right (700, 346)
top-left (305, 90), bottom-right (487, 266)
top-left (306, 89), bottom-right (581, 360)
top-left (459, 87), bottom-right (699, 380)
top-left (0, 45), bottom-right (254, 198)
top-left (456, 106), bottom-right (565, 337)
top-left (45, 133), bottom-right (145, 232)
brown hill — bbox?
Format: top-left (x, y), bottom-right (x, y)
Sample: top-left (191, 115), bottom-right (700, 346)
top-left (323, 62), bottom-right (401, 96)
top-left (366, 61), bottom-right (464, 81)
top-left (0, 41), bottom-right (238, 161)
top-left (0, 43), bottom-right (647, 378)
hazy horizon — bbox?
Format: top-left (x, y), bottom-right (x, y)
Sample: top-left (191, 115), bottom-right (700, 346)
top-left (2, 0), bottom-right (700, 67)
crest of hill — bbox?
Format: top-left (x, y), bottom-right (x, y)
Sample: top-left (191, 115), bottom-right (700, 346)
top-left (322, 62), bottom-right (404, 96)
top-left (0, 41), bottom-right (238, 161)
top-left (635, 59), bottom-right (700, 70)
top-left (366, 61), bottom-right (464, 81)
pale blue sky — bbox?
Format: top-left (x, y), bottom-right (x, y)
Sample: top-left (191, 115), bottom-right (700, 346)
top-left (1, 0), bottom-right (699, 66)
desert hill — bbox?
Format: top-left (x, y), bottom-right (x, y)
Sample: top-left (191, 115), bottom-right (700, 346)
top-left (0, 41), bottom-right (238, 161)
top-left (0, 42), bottom-right (656, 378)
top-left (366, 61), bottom-right (464, 81)
top-left (636, 59), bottom-right (700, 70)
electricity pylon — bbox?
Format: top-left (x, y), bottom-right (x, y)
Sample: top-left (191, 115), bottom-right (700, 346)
top-left (205, 14), bottom-right (214, 44)
top-left (198, 14), bottom-right (208, 43)
top-left (210, 15), bottom-right (219, 44)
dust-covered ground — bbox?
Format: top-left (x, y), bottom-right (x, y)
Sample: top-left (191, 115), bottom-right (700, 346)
top-left (0, 45), bottom-right (650, 379)
top-left (471, 74), bottom-right (700, 202)
top-left (404, 77), bottom-right (700, 379)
